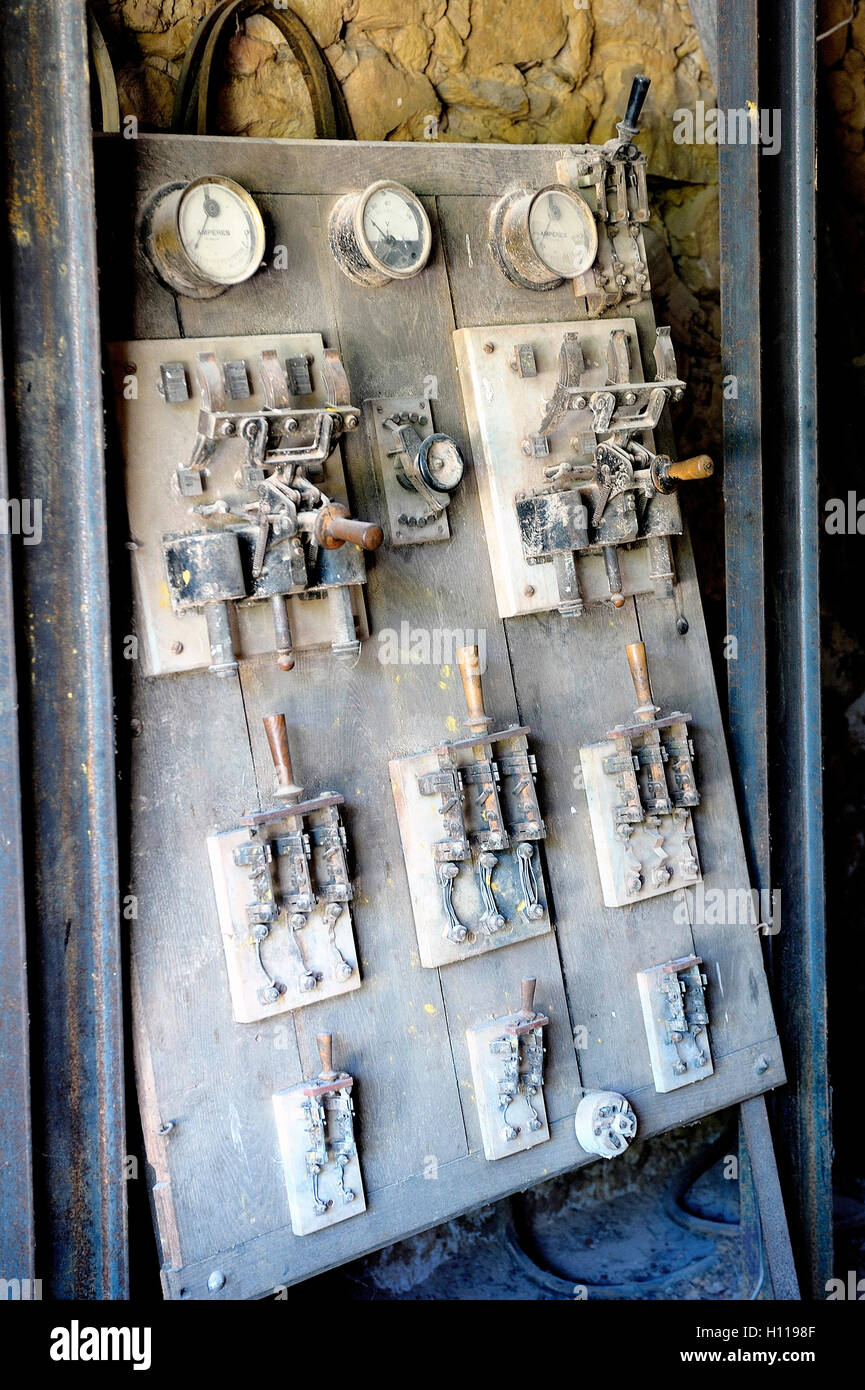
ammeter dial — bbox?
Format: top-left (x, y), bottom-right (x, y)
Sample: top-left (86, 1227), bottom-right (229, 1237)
top-left (490, 184), bottom-right (599, 291)
top-left (143, 176), bottom-right (266, 299)
top-left (329, 181), bottom-right (433, 287)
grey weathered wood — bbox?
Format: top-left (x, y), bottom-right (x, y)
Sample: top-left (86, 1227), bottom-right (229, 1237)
top-left (96, 134), bottom-right (784, 1299)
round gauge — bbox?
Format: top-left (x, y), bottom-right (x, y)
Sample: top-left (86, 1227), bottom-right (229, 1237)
top-left (527, 186), bottom-right (598, 279)
top-left (329, 181), bottom-right (432, 287)
top-left (142, 176), bottom-right (266, 299)
top-left (489, 183), bottom-right (599, 291)
top-left (417, 433), bottom-right (465, 493)
top-left (177, 178), bottom-right (265, 285)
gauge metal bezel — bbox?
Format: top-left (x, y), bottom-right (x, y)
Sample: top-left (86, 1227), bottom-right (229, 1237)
top-left (526, 183), bottom-right (598, 280)
top-left (143, 176), bottom-right (265, 299)
top-left (352, 180), bottom-right (433, 282)
top-left (175, 176), bottom-right (266, 287)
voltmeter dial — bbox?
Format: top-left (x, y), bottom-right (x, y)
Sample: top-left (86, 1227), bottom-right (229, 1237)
top-left (329, 181), bottom-right (432, 287)
top-left (143, 176), bottom-right (266, 299)
top-left (490, 184), bottom-right (599, 291)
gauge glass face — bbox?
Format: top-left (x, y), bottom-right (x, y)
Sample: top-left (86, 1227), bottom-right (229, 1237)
top-left (178, 180), bottom-right (263, 285)
top-left (361, 186), bottom-right (430, 275)
top-left (528, 187), bottom-right (597, 278)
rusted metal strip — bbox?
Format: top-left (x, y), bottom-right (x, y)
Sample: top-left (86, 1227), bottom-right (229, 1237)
top-left (0, 310), bottom-right (35, 1290)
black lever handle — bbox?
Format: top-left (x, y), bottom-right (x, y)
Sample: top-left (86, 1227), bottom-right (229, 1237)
top-left (620, 74), bottom-right (651, 138)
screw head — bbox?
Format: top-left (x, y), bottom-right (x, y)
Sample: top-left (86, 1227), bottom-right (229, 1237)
top-left (524, 584), bottom-right (535, 597)
top-left (483, 341), bottom-right (495, 354)
top-left (207, 1270), bottom-right (226, 1293)
top-left (171, 640), bottom-right (184, 654)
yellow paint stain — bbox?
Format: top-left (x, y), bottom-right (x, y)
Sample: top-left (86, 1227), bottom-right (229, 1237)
top-left (181, 569), bottom-right (191, 586)
top-left (445, 715), bottom-right (458, 733)
top-left (423, 1003), bottom-right (436, 1016)
top-left (67, 692), bottom-right (73, 699)
top-left (441, 664), bottom-right (451, 678)
top-left (439, 682), bottom-right (447, 690)
top-left (158, 581), bottom-right (171, 610)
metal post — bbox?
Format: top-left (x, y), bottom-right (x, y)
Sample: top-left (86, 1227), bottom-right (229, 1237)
top-left (0, 313), bottom-right (35, 1290)
top-left (720, 0), bottom-right (830, 1299)
top-left (759, 1), bottom-right (832, 1298)
top-left (0, 0), bottom-right (127, 1296)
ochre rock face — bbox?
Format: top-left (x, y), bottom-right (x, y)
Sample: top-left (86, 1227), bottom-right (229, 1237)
top-left (93, 1), bottom-right (716, 176)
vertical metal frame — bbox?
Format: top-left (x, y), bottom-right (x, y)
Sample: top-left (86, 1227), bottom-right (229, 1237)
top-left (719, 0), bottom-right (831, 1297)
top-left (0, 314), bottom-right (35, 1286)
top-left (0, 0), bottom-right (127, 1296)
top-left (760, 0), bottom-right (831, 1298)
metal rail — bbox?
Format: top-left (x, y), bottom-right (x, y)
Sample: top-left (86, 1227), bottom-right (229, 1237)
top-left (0, 0), bottom-right (127, 1297)
top-left (760, 0), bottom-right (832, 1299)
top-left (719, 0), bottom-right (830, 1298)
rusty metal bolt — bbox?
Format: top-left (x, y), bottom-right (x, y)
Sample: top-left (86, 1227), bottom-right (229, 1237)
top-left (171, 640), bottom-right (184, 655)
top-left (483, 341), bottom-right (495, 354)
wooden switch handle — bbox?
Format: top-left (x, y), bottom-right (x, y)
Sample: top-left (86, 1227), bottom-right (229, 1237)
top-left (263, 713), bottom-right (302, 801)
top-left (456, 645), bottom-right (490, 733)
top-left (625, 641), bottom-right (654, 709)
top-left (520, 977), bottom-right (537, 1016)
top-left (667, 454), bottom-right (713, 483)
top-left (314, 503), bottom-right (383, 552)
top-left (316, 1033), bottom-right (336, 1079)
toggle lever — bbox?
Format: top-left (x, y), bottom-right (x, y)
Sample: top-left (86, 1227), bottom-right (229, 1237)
top-left (626, 640), bottom-right (659, 719)
top-left (316, 1032), bottom-right (338, 1082)
top-left (618, 73), bottom-right (651, 141)
top-left (457, 644), bottom-right (492, 737)
top-left (262, 713), bottom-right (303, 804)
top-left (518, 976), bottom-right (537, 1019)
top-left (313, 503), bottom-right (383, 552)
top-left (650, 453), bottom-right (714, 495)
top-left (625, 641), bottom-right (671, 813)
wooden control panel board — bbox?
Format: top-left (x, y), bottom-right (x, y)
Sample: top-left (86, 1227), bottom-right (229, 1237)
top-left (95, 134), bottom-right (783, 1301)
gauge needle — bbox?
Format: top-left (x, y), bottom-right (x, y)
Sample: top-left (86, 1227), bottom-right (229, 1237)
top-left (370, 217), bottom-right (396, 243)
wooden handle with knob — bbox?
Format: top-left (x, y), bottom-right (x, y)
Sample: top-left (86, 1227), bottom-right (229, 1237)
top-left (520, 977), bottom-right (537, 1016)
top-left (314, 502), bottom-right (383, 552)
top-left (625, 641), bottom-right (654, 711)
top-left (316, 1033), bottom-right (336, 1079)
top-left (262, 714), bottom-right (302, 802)
top-left (667, 454), bottom-right (713, 483)
top-left (456, 645), bottom-right (490, 734)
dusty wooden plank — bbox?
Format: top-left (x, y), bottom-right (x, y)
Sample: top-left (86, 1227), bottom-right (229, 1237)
top-left (162, 1033), bottom-right (785, 1300)
top-left (128, 661), bottom-right (303, 1268)
top-left (635, 529), bottom-right (780, 1070)
top-left (97, 136), bottom-right (784, 1298)
top-left (95, 134), bottom-right (577, 202)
